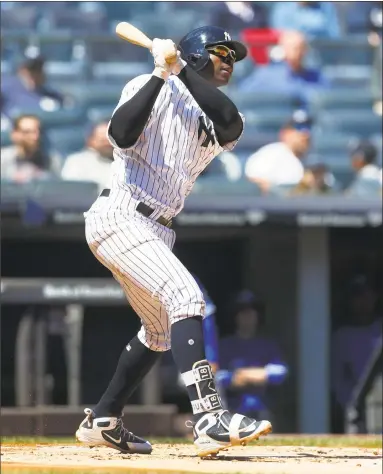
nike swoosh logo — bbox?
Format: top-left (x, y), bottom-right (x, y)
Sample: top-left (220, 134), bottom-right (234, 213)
top-left (103, 432), bottom-right (122, 445)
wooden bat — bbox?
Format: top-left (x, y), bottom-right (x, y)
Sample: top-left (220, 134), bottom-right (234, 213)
top-left (115, 22), bottom-right (178, 64)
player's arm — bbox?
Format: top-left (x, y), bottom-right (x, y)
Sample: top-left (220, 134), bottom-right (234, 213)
top-left (109, 77), bottom-right (165, 148)
top-left (176, 65), bottom-right (243, 145)
top-left (110, 39), bottom-right (175, 148)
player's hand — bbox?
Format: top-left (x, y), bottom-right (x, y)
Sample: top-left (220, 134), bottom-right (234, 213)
top-left (170, 51), bottom-right (187, 76)
top-left (151, 38), bottom-right (177, 80)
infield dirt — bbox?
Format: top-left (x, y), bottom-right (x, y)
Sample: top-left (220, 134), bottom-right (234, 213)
top-left (2, 443), bottom-right (382, 474)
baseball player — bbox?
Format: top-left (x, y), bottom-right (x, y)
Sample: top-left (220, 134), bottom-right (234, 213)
top-left (76, 26), bottom-right (272, 457)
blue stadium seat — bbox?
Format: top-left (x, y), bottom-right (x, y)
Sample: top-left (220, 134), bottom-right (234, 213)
top-left (237, 128), bottom-right (278, 153)
top-left (312, 38), bottom-right (374, 66)
top-left (192, 177), bottom-right (261, 196)
top-left (307, 152), bottom-right (350, 170)
top-left (311, 133), bottom-right (357, 155)
top-left (0, 2), bottom-right (38, 32)
top-left (56, 83), bottom-right (121, 108)
top-left (245, 111), bottom-right (292, 134)
top-left (317, 111), bottom-right (382, 137)
top-left (1, 129), bottom-right (12, 148)
top-left (46, 127), bottom-right (86, 156)
top-left (92, 62), bottom-right (151, 83)
top-left (5, 107), bottom-right (87, 134)
top-left (227, 90), bottom-right (300, 115)
top-left (87, 105), bottom-right (115, 123)
top-left (310, 89), bottom-right (374, 113)
top-left (323, 65), bottom-right (373, 89)
top-left (346, 178), bottom-right (382, 198)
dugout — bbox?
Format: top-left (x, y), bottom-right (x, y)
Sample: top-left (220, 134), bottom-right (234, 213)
top-left (1, 182), bottom-right (382, 435)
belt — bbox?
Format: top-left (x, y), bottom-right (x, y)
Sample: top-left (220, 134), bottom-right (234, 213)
top-left (100, 189), bottom-right (172, 228)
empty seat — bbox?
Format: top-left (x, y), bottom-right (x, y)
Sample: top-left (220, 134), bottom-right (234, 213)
top-left (0, 3), bottom-right (38, 31)
top-left (227, 90), bottom-right (300, 114)
top-left (92, 62), bottom-right (151, 83)
top-left (323, 65), bottom-right (373, 88)
top-left (7, 107), bottom-right (86, 129)
top-left (30, 180), bottom-right (100, 210)
top-left (245, 111), bottom-right (291, 133)
top-left (311, 133), bottom-right (358, 156)
top-left (1, 129), bottom-right (12, 148)
top-left (312, 38), bottom-right (374, 66)
top-left (346, 178), bottom-right (382, 198)
top-left (87, 105), bottom-right (115, 123)
top-left (46, 127), bottom-right (86, 156)
top-left (310, 89), bottom-right (374, 113)
top-left (56, 84), bottom-right (121, 108)
top-left (317, 111), bottom-right (382, 137)
top-left (192, 177), bottom-right (261, 196)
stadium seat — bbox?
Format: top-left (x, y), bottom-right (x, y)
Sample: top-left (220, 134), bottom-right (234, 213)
top-left (227, 90), bottom-right (300, 114)
top-left (55, 83), bottom-right (121, 108)
top-left (323, 65), bottom-right (373, 89)
top-left (0, 2), bottom-right (38, 31)
top-left (7, 107), bottom-right (87, 129)
top-left (312, 38), bottom-right (374, 66)
top-left (237, 129), bottom-right (278, 153)
top-left (87, 105), bottom-right (115, 123)
top-left (92, 62), bottom-right (151, 83)
top-left (346, 178), bottom-right (382, 198)
top-left (1, 129), bottom-right (12, 148)
top-left (30, 180), bottom-right (100, 210)
top-left (310, 89), bottom-right (374, 113)
top-left (46, 127), bottom-right (86, 156)
top-left (317, 111), bottom-right (382, 138)
top-left (192, 177), bottom-right (262, 196)
top-left (245, 111), bottom-right (292, 133)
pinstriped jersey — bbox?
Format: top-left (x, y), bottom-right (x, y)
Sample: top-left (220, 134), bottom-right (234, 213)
top-left (107, 74), bottom-right (244, 218)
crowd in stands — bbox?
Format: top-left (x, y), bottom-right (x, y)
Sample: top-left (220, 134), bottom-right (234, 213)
top-left (1, 1), bottom-right (382, 198)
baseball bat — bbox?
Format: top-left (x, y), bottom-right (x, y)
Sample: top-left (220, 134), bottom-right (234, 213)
top-left (115, 22), bottom-right (178, 64)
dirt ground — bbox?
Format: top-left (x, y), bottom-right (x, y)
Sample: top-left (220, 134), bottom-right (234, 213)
top-left (1, 443), bottom-right (382, 474)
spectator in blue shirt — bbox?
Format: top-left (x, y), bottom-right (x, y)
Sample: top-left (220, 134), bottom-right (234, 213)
top-left (271, 1), bottom-right (340, 39)
top-left (238, 30), bottom-right (329, 102)
top-left (1, 55), bottom-right (64, 118)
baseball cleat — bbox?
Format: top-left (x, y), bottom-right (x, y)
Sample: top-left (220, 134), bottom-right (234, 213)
top-left (75, 408), bottom-right (152, 454)
top-left (192, 410), bottom-right (272, 458)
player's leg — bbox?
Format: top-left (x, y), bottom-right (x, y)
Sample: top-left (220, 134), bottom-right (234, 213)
top-left (76, 215), bottom-right (173, 454)
top-left (99, 232), bottom-right (272, 457)
top-left (75, 276), bottom-right (168, 454)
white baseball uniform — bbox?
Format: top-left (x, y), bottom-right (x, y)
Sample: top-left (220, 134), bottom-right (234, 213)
top-left (85, 73), bottom-right (243, 351)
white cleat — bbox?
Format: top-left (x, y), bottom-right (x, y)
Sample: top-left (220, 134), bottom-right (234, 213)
top-left (192, 410), bottom-right (272, 458)
top-left (75, 408), bottom-right (152, 454)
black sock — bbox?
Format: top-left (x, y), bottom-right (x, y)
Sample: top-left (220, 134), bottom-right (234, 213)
top-left (171, 316), bottom-right (222, 417)
top-left (94, 336), bottom-right (162, 417)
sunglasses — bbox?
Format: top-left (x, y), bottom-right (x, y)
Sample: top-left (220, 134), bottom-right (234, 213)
top-left (207, 44), bottom-right (236, 62)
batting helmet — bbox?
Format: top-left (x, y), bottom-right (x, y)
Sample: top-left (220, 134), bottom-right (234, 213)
top-left (178, 26), bottom-right (247, 72)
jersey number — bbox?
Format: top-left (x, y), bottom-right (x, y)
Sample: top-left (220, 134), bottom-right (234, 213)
top-left (198, 116), bottom-right (216, 148)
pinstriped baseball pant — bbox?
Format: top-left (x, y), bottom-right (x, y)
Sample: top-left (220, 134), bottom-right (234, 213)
top-left (84, 189), bottom-right (205, 352)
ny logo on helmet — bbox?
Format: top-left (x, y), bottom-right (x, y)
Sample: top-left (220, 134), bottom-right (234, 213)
top-left (224, 31), bottom-right (231, 41)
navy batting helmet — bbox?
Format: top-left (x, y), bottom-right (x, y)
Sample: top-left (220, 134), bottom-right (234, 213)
top-left (178, 26), bottom-right (247, 72)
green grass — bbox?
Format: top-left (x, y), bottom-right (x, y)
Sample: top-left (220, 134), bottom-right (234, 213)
top-left (2, 435), bottom-right (382, 449)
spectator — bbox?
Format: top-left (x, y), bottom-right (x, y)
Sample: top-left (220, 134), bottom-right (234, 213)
top-left (209, 2), bottom-right (268, 33)
top-left (245, 110), bottom-right (312, 192)
top-left (291, 163), bottom-right (337, 195)
top-left (61, 121), bottom-right (113, 189)
top-left (1, 114), bottom-right (61, 183)
top-left (332, 275), bottom-right (382, 431)
top-left (348, 140), bottom-right (382, 185)
top-left (1, 55), bottom-right (64, 117)
top-left (271, 1), bottom-right (340, 39)
top-left (238, 30), bottom-right (329, 101)
top-left (216, 291), bottom-right (288, 420)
